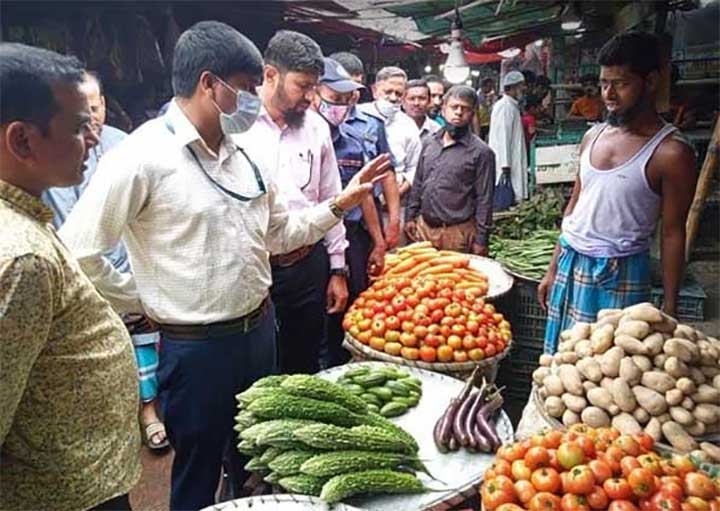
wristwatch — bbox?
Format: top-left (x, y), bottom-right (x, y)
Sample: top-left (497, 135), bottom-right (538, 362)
top-left (329, 199), bottom-right (346, 219)
top-left (330, 266), bottom-right (349, 278)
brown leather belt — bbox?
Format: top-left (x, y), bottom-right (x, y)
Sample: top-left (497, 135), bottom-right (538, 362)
top-left (158, 297), bottom-right (270, 340)
top-left (269, 245), bottom-right (314, 268)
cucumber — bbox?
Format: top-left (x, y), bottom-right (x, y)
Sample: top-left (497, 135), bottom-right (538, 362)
top-left (385, 380), bottom-right (410, 397)
top-left (368, 387), bottom-right (394, 401)
top-left (366, 403), bottom-right (380, 414)
top-left (354, 373), bottom-right (387, 387)
top-left (360, 393), bottom-right (382, 407)
top-left (391, 396), bottom-right (414, 408)
top-left (343, 366), bottom-right (371, 378)
top-left (380, 401), bottom-right (408, 418)
top-left (341, 383), bottom-right (365, 395)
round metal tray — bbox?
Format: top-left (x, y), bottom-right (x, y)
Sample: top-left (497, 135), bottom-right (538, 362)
top-left (467, 255), bottom-right (514, 299)
top-left (202, 494), bottom-right (364, 511)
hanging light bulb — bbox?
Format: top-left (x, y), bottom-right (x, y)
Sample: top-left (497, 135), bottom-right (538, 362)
top-left (443, 3), bottom-right (470, 84)
top-left (561, 3), bottom-right (582, 31)
top-left (424, 65), bottom-right (432, 73)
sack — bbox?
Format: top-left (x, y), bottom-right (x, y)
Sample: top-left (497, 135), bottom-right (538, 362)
top-left (493, 171), bottom-right (515, 211)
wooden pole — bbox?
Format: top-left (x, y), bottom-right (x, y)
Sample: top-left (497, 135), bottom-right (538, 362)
top-left (685, 116), bottom-right (720, 260)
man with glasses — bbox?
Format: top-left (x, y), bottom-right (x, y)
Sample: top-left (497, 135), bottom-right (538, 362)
top-left (59, 22), bottom-right (390, 510)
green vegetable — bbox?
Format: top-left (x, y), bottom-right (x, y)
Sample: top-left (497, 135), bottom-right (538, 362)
top-left (281, 374), bottom-right (367, 414)
top-left (244, 456), bottom-right (268, 472)
top-left (300, 450), bottom-right (419, 478)
top-left (354, 373), bottom-right (387, 387)
top-left (254, 419), bottom-right (317, 449)
top-left (342, 366), bottom-right (371, 378)
top-left (237, 439), bottom-right (264, 457)
top-left (248, 393), bottom-right (367, 427)
top-left (368, 386), bottom-right (394, 401)
top-left (385, 380), bottom-right (410, 397)
top-left (235, 386), bottom-right (281, 407)
top-left (361, 393), bottom-right (382, 407)
top-left (341, 383), bottom-right (365, 395)
top-left (294, 423), bottom-right (416, 454)
top-left (492, 187), bottom-right (565, 239)
top-left (249, 375), bottom-right (288, 389)
top-left (278, 474), bottom-right (327, 496)
top-left (380, 401), bottom-right (408, 417)
top-left (320, 469), bottom-right (425, 503)
top-left (234, 410), bottom-right (259, 431)
top-left (264, 472), bottom-right (281, 484)
top-left (490, 229), bottom-right (559, 281)
top-left (267, 450), bottom-right (318, 476)
top-left (363, 412), bottom-right (419, 452)
top-left (259, 446), bottom-right (285, 465)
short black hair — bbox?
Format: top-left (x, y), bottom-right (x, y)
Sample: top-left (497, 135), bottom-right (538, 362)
top-left (598, 31), bottom-right (661, 78)
top-left (444, 85), bottom-right (477, 108)
top-left (0, 42), bottom-right (85, 134)
top-left (172, 21), bottom-right (263, 98)
top-left (85, 71), bottom-right (104, 95)
top-left (423, 74), bottom-right (446, 88)
top-left (329, 51), bottom-right (364, 76)
top-left (264, 30), bottom-right (323, 76)
top-left (406, 79), bottom-right (429, 93)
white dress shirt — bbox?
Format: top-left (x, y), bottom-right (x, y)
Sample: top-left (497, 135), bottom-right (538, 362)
top-left (59, 100), bottom-right (340, 324)
top-left (419, 116), bottom-right (442, 139)
top-left (357, 103), bottom-right (422, 185)
top-left (488, 94), bottom-right (529, 200)
top-left (238, 107), bottom-right (347, 269)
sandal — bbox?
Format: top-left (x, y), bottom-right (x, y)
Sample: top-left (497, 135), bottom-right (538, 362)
top-left (144, 422), bottom-right (170, 451)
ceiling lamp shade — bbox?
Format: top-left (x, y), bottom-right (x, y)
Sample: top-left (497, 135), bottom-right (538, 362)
top-left (561, 3), bottom-right (583, 31)
top-left (443, 5), bottom-right (470, 84)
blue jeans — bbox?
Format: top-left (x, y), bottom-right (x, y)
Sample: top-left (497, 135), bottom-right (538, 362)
top-left (157, 305), bottom-right (277, 511)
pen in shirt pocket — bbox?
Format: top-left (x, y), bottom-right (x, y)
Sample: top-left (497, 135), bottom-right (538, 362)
top-left (298, 150), bottom-right (313, 190)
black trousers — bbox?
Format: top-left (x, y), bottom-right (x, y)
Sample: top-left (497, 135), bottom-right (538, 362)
top-left (271, 243), bottom-right (329, 374)
top-left (89, 494), bottom-right (131, 511)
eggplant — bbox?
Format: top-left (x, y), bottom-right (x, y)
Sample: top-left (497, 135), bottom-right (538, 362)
top-left (437, 398), bottom-right (459, 448)
top-left (476, 396), bottom-right (503, 450)
top-left (464, 390), bottom-right (486, 449)
top-left (472, 423), bottom-right (493, 452)
top-left (453, 390), bottom-right (478, 447)
top-left (448, 436), bottom-right (460, 451)
top-left (433, 407), bottom-right (449, 453)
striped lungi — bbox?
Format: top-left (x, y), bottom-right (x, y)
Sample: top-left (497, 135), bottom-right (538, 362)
top-left (543, 236), bottom-right (651, 354)
top-left (132, 333), bottom-right (160, 402)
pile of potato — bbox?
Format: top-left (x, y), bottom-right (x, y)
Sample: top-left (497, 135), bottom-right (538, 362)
top-left (533, 302), bottom-right (720, 453)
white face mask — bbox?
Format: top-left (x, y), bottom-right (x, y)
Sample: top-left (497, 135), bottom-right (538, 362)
top-left (376, 98), bottom-right (401, 120)
top-left (212, 75), bottom-right (262, 135)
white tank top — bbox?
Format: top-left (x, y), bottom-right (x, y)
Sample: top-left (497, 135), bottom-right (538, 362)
top-left (562, 122), bottom-right (676, 258)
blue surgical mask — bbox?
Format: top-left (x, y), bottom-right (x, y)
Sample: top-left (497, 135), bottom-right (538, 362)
top-left (212, 75), bottom-right (261, 135)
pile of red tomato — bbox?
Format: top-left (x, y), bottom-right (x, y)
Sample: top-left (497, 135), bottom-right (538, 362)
top-left (481, 424), bottom-right (719, 511)
top-left (342, 275), bottom-right (511, 364)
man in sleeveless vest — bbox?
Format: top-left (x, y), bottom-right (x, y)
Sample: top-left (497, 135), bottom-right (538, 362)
top-left (538, 31), bottom-right (697, 353)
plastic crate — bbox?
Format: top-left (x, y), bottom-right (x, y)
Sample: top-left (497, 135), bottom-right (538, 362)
top-left (497, 278), bottom-right (547, 353)
top-left (650, 276), bottom-right (706, 322)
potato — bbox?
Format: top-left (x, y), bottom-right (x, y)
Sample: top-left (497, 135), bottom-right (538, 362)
top-left (691, 384), bottom-right (720, 404)
top-left (676, 377), bottom-right (697, 395)
top-left (689, 367), bottom-right (706, 386)
top-left (559, 365), bottom-right (584, 396)
top-left (616, 320), bottom-right (651, 340)
top-left (700, 442), bottom-right (720, 463)
top-left (544, 396), bottom-right (565, 418)
top-left (690, 450), bottom-right (712, 464)
top-left (562, 409), bottom-right (580, 427)
top-left (586, 387), bottom-right (614, 410)
top-left (642, 333), bottom-right (664, 356)
top-left (600, 377), bottom-right (614, 392)
top-left (664, 338), bottom-right (699, 363)
top-left (582, 381), bottom-right (598, 392)
top-left (626, 303), bottom-right (663, 323)
top-left (561, 393), bottom-right (587, 413)
top-left (666, 389), bottom-right (684, 407)
top-left (560, 329), bottom-right (572, 342)
top-left (681, 397), bottom-right (695, 410)
top-left (591, 324), bottom-right (615, 354)
top-left (612, 378), bottom-right (637, 412)
top-left (673, 324), bottom-right (696, 341)
top-left (538, 386), bottom-right (548, 399)
top-left (570, 322), bottom-right (592, 342)
top-left (615, 334), bottom-right (649, 356)
top-left (574, 340), bottom-right (593, 358)
top-left (686, 421), bottom-right (706, 436)
top-left (669, 406), bottom-right (694, 426)
top-left (700, 351), bottom-right (720, 367)
top-left (600, 346), bottom-right (624, 377)
top-left (553, 354), bottom-right (564, 366)
top-left (576, 358), bottom-right (603, 383)
top-left (557, 341), bottom-right (572, 353)
top-left (693, 404), bottom-right (719, 425)
top-left (539, 354), bottom-right (553, 367)
top-left (594, 312), bottom-right (623, 332)
top-left (654, 354), bottom-right (669, 369)
top-left (653, 317), bottom-right (678, 334)
top-left (612, 413), bottom-right (642, 434)
top-left (644, 417), bottom-right (662, 441)
top-left (641, 371), bottom-right (677, 393)
top-left (633, 407), bottom-right (650, 425)
top-left (557, 351), bottom-right (579, 365)
top-left (664, 357), bottom-right (690, 378)
top-left (598, 308), bottom-right (622, 319)
top-left (619, 357), bottom-right (642, 386)
top-left (700, 366), bottom-right (720, 379)
top-left (608, 404), bottom-right (621, 416)
top-left (582, 406), bottom-right (611, 427)
top-left (543, 374), bottom-right (564, 396)
top-left (533, 366), bottom-right (551, 385)
top-left (657, 413), bottom-right (671, 424)
top-left (632, 355), bottom-right (653, 372)
top-left (662, 421), bottom-right (699, 452)
top-left (714, 374), bottom-right (720, 391)
top-left (633, 386), bottom-right (667, 416)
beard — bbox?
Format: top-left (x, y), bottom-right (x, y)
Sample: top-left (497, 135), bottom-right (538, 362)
top-left (272, 79), bottom-right (307, 129)
top-left (606, 88), bottom-right (651, 127)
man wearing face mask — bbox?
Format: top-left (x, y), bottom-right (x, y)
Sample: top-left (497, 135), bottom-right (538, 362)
top-left (405, 86), bottom-right (496, 255)
top-left (538, 32), bottom-right (696, 353)
top-left (240, 31), bottom-right (350, 376)
top-left (488, 70), bottom-right (529, 203)
top-left (59, 22), bottom-right (391, 510)
top-left (567, 75), bottom-right (605, 122)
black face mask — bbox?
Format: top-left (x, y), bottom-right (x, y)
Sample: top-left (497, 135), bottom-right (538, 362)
top-left (446, 124), bottom-right (469, 139)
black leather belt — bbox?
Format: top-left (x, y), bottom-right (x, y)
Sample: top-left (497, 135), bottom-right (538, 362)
top-left (158, 297), bottom-right (270, 340)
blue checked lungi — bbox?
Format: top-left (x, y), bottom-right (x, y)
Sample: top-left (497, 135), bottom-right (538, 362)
top-left (133, 333), bottom-right (160, 402)
top-left (543, 236), bottom-right (651, 354)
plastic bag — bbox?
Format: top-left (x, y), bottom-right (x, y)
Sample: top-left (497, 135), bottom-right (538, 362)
top-left (493, 171), bottom-right (515, 211)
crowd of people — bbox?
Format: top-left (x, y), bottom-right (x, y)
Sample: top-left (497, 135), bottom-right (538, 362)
top-left (0, 19), bottom-right (697, 511)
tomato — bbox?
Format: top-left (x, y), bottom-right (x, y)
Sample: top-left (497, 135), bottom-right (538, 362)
top-left (566, 465), bottom-right (595, 495)
top-left (369, 336), bottom-right (385, 351)
top-left (671, 455), bottom-right (697, 477)
top-left (683, 497), bottom-right (711, 511)
top-left (384, 330), bottom-right (401, 343)
top-left (528, 492), bottom-right (562, 511)
top-left (638, 453), bottom-right (662, 475)
top-left (615, 435), bottom-right (642, 457)
top-left (634, 432), bottom-right (655, 453)
top-left (604, 478), bottom-right (633, 500)
top-left (575, 435), bottom-right (597, 459)
top-left (396, 309), bottom-right (412, 322)
top-left (629, 467), bottom-right (657, 498)
top-left (401, 320), bottom-right (414, 333)
top-left (384, 315), bottom-right (401, 331)
top-left (511, 459), bottom-right (532, 481)
top-left (514, 480), bottom-right (537, 504)
top-left (399, 332), bottom-right (418, 347)
top-left (525, 446), bottom-right (551, 470)
top-left (412, 325), bottom-right (428, 339)
top-left (419, 346), bottom-right (436, 362)
top-left (684, 473), bottom-right (717, 500)
top-left (466, 319), bottom-right (480, 334)
top-left (482, 476), bottom-right (516, 510)
top-left (356, 330), bottom-right (371, 344)
top-left (608, 501), bottom-right (640, 511)
top-left (586, 486), bottom-right (609, 510)
top-left (461, 335), bottom-right (477, 350)
top-left (485, 343), bottom-right (497, 357)
top-left (496, 505), bottom-right (526, 511)
top-left (447, 335), bottom-right (463, 350)
top-left (384, 305), bottom-right (395, 316)
top-left (558, 442), bottom-right (586, 470)
top-left (384, 341), bottom-right (402, 356)
top-left (561, 494), bottom-right (590, 511)
top-left (491, 459), bottom-right (513, 478)
top-left (650, 493), bottom-right (682, 511)
top-left (589, 459), bottom-right (613, 484)
top-left (453, 349), bottom-right (468, 363)
top-left (605, 446), bottom-right (625, 475)
top-left (430, 309), bottom-right (444, 323)
top-left (544, 431), bottom-right (563, 449)
top-left (400, 346), bottom-right (419, 360)
top-left (621, 456), bottom-right (642, 478)
top-left (436, 345), bottom-right (453, 362)
top-left (531, 467), bottom-right (561, 493)
top-left (444, 303), bottom-right (462, 317)
top-left (468, 348), bottom-right (485, 361)
top-left (498, 443), bottom-right (528, 464)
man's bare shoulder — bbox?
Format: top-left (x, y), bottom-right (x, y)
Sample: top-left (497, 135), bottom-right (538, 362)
top-left (653, 131), bottom-right (697, 178)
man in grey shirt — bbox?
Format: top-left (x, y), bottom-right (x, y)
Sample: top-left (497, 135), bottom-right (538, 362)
top-left (405, 85), bottom-right (496, 255)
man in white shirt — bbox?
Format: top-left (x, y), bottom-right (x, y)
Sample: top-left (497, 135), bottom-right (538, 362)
top-left (402, 78), bottom-right (442, 140)
top-left (240, 31), bottom-right (349, 375)
top-left (59, 21), bottom-right (389, 510)
top-left (488, 70), bottom-right (529, 202)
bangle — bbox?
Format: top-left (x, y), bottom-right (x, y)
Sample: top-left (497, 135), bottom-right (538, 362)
top-left (329, 200), bottom-right (346, 219)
